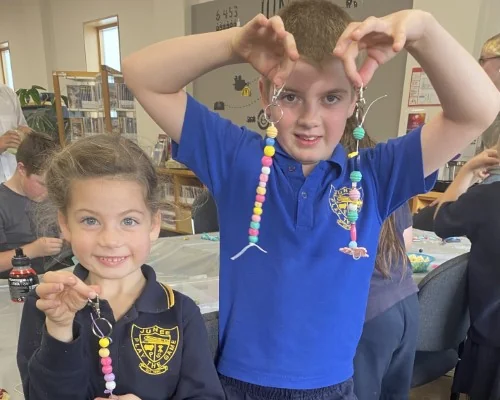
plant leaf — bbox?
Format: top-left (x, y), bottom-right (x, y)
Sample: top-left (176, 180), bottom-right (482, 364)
top-left (31, 85), bottom-right (46, 91)
top-left (30, 89), bottom-right (41, 105)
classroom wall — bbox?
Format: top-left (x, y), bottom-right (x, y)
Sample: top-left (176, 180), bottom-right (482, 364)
top-left (397, 0), bottom-right (498, 140)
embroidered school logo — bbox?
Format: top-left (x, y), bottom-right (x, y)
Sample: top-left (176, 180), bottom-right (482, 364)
top-left (131, 324), bottom-right (179, 375)
top-left (329, 185), bottom-right (363, 230)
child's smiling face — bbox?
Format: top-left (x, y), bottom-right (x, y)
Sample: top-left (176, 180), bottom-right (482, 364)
top-left (58, 177), bottom-right (161, 281)
top-left (260, 57), bottom-right (357, 174)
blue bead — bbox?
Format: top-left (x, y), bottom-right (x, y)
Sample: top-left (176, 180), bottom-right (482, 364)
top-left (265, 138), bottom-right (276, 146)
top-left (349, 241), bottom-right (358, 249)
top-left (250, 222), bottom-right (260, 230)
top-left (249, 235), bottom-right (259, 243)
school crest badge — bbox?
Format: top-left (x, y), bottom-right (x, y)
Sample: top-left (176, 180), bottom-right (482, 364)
top-left (131, 324), bottom-right (179, 375)
top-left (329, 184), bottom-right (363, 230)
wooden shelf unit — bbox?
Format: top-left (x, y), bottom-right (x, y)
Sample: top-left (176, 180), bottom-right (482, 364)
top-left (156, 168), bottom-right (204, 234)
top-left (409, 191), bottom-right (441, 214)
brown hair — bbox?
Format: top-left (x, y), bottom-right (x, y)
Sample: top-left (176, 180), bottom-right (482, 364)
top-left (340, 125), bottom-right (409, 278)
top-left (278, 0), bottom-right (352, 65)
top-left (16, 131), bottom-right (59, 175)
top-left (45, 134), bottom-right (159, 215)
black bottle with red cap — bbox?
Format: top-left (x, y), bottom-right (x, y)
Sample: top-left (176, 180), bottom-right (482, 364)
top-left (8, 248), bottom-right (39, 303)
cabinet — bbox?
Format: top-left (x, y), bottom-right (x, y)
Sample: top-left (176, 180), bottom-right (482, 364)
top-left (52, 65), bottom-right (137, 145)
top-left (157, 168), bottom-right (204, 234)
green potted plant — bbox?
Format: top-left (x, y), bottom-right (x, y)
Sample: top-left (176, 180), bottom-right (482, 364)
top-left (15, 85), bottom-right (68, 140)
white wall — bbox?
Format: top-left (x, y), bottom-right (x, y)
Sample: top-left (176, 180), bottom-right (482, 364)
top-left (397, 0), bottom-right (498, 144)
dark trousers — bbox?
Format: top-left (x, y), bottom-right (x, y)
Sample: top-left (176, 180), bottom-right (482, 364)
top-left (353, 294), bottom-right (419, 400)
top-left (221, 375), bottom-right (357, 400)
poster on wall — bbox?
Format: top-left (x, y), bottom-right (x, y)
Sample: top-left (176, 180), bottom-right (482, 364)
top-left (408, 67), bottom-right (440, 107)
top-left (406, 111), bottom-right (427, 133)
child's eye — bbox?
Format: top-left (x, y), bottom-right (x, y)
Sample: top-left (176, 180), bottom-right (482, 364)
top-left (123, 218), bottom-right (138, 226)
top-left (324, 94), bottom-right (340, 104)
top-left (280, 93), bottom-right (297, 103)
top-left (81, 217), bottom-right (99, 226)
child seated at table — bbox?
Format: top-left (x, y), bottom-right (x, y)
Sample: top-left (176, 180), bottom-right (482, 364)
top-left (434, 146), bottom-right (500, 399)
top-left (0, 131), bottom-right (61, 278)
top-left (17, 134), bottom-right (224, 400)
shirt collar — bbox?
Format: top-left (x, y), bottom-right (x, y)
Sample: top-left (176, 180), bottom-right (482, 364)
top-left (270, 138), bottom-right (347, 175)
top-left (73, 264), bottom-right (174, 314)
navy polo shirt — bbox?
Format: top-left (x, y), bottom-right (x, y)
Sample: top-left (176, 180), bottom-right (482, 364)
top-left (17, 264), bottom-right (225, 400)
top-left (173, 94), bottom-right (436, 389)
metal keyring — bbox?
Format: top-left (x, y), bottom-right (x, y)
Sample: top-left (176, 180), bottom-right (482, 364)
top-left (91, 317), bottom-right (113, 338)
top-left (264, 103), bottom-right (284, 125)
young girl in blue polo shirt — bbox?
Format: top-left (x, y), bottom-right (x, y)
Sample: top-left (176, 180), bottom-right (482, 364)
top-left (16, 135), bottom-right (224, 400)
top-left (122, 0), bottom-right (500, 398)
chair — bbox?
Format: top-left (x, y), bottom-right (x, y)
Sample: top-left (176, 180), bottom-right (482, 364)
top-left (411, 252), bottom-right (470, 388)
top-left (192, 192), bottom-right (219, 234)
top-left (202, 311), bottom-right (219, 361)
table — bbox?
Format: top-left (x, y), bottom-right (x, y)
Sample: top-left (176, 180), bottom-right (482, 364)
top-left (410, 229), bottom-right (471, 283)
top-left (0, 233), bottom-right (221, 399)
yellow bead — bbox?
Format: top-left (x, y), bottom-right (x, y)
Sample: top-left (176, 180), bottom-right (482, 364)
top-left (255, 201), bottom-right (262, 208)
top-left (266, 125), bottom-right (278, 139)
top-left (348, 151), bottom-right (359, 159)
top-left (256, 187), bottom-right (266, 195)
top-left (253, 207), bottom-right (263, 216)
top-left (263, 146), bottom-right (275, 157)
top-left (99, 348), bottom-right (110, 358)
top-left (99, 337), bottom-right (110, 348)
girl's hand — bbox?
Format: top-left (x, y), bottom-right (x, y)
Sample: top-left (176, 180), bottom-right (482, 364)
top-left (36, 271), bottom-right (100, 328)
top-left (231, 14), bottom-right (299, 87)
top-left (333, 10), bottom-right (432, 87)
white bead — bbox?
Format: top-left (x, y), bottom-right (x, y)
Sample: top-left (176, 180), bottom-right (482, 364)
top-left (261, 166), bottom-right (271, 175)
top-left (351, 182), bottom-right (357, 188)
top-left (259, 181), bottom-right (267, 188)
top-left (348, 203), bottom-right (357, 211)
top-left (105, 381), bottom-right (116, 390)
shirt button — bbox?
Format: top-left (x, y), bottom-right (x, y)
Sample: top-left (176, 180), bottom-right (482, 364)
top-left (301, 191), bottom-right (308, 199)
top-left (288, 166), bottom-right (296, 172)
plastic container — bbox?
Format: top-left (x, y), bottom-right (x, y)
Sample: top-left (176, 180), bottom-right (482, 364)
top-left (8, 248), bottom-right (39, 303)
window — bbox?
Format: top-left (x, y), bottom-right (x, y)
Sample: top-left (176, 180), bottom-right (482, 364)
top-left (84, 16), bottom-right (121, 72)
top-left (97, 24), bottom-right (121, 71)
top-left (0, 42), bottom-right (14, 89)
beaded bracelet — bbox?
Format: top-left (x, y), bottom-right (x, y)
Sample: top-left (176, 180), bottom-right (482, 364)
top-left (88, 296), bottom-right (117, 398)
top-left (231, 84), bottom-right (285, 261)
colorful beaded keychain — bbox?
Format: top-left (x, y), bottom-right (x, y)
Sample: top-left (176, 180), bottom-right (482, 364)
top-left (339, 85), bottom-right (386, 260)
top-left (88, 296), bottom-right (117, 398)
top-left (231, 84), bottom-right (285, 261)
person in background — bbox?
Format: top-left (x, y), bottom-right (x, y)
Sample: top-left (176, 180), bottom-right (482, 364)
top-left (434, 146), bottom-right (500, 399)
top-left (342, 129), bottom-right (417, 399)
top-left (0, 132), bottom-right (62, 278)
top-left (0, 83), bottom-right (31, 183)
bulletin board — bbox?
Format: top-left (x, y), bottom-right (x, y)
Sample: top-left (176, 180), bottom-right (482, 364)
top-left (191, 0), bottom-right (413, 142)
top-left (408, 67), bottom-right (441, 107)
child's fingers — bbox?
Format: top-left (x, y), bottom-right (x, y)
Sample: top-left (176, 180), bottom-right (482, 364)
top-left (333, 22), bottom-right (361, 56)
top-left (357, 57), bottom-right (381, 88)
top-left (268, 15), bottom-right (286, 38)
top-left (392, 29), bottom-right (407, 52)
top-left (36, 282), bottom-right (63, 299)
top-left (341, 42), bottom-right (363, 88)
top-left (36, 298), bottom-right (61, 312)
top-left (248, 14), bottom-right (268, 32)
top-left (350, 16), bottom-right (389, 42)
top-left (274, 34), bottom-right (298, 86)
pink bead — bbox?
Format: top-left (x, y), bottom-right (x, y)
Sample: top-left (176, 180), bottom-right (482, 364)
top-left (104, 373), bottom-right (116, 382)
top-left (349, 188), bottom-right (360, 201)
top-left (350, 224), bottom-right (357, 241)
top-left (251, 214), bottom-right (261, 222)
top-left (102, 365), bottom-right (113, 375)
top-left (249, 228), bottom-right (259, 236)
top-left (261, 156), bottom-right (273, 167)
top-left (259, 174), bottom-right (269, 183)
top-left (100, 357), bottom-right (112, 366)
top-left (259, 181), bottom-right (266, 188)
top-left (256, 194), bottom-right (266, 203)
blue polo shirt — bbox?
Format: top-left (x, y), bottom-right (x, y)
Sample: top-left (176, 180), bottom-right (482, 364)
top-left (173, 94), bottom-right (436, 389)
